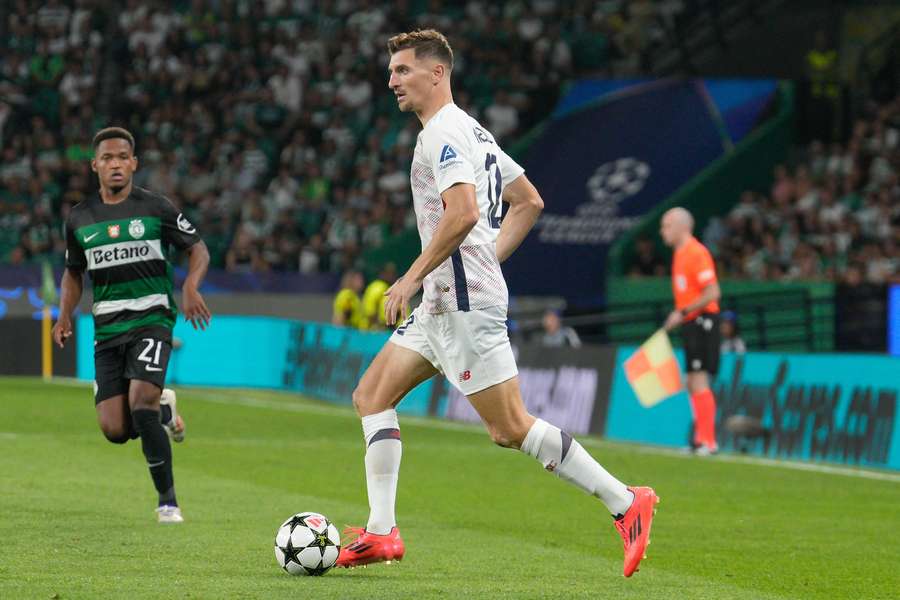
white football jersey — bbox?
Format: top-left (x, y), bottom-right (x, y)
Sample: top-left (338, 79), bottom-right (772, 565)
top-left (410, 103), bottom-right (525, 313)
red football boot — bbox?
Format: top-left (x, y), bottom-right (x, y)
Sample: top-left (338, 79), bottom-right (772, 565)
top-left (614, 486), bottom-right (660, 577)
top-left (336, 526), bottom-right (405, 568)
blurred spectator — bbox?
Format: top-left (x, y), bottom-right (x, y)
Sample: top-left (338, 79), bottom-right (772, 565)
top-left (225, 226), bottom-right (265, 273)
top-left (629, 236), bottom-right (666, 277)
top-left (361, 262), bottom-right (398, 331)
top-left (540, 309), bottom-right (582, 348)
top-left (719, 311), bottom-right (746, 354)
top-left (332, 269), bottom-right (365, 328)
top-left (805, 30), bottom-right (840, 142)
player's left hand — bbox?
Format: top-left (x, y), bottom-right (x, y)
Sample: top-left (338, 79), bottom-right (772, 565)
top-left (383, 276), bottom-right (422, 326)
top-left (664, 309), bottom-right (683, 331)
top-left (182, 286), bottom-right (212, 330)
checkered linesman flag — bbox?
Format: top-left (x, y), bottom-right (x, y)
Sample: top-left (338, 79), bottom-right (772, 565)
top-left (623, 329), bottom-right (683, 408)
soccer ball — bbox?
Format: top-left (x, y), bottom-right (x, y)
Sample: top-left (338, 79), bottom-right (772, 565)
top-left (274, 512), bottom-right (341, 575)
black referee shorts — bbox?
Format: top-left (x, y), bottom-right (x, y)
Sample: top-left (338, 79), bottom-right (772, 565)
top-left (681, 313), bottom-right (721, 376)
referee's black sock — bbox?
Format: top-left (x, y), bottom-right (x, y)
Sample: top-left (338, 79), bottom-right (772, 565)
top-left (132, 409), bottom-right (177, 507)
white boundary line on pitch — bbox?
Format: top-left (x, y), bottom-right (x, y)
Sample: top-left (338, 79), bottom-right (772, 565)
top-left (186, 388), bottom-right (900, 484)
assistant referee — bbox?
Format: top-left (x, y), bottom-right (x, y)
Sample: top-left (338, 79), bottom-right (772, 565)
top-left (660, 207), bottom-right (721, 454)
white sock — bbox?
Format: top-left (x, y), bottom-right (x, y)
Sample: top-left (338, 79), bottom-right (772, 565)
top-left (521, 418), bottom-right (634, 516)
top-left (361, 409), bottom-right (402, 535)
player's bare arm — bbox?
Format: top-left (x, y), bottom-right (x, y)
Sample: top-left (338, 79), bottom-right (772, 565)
top-left (495, 174), bottom-right (544, 263)
top-left (182, 240), bottom-right (212, 331)
top-left (664, 281), bottom-right (721, 330)
top-left (384, 182), bottom-right (479, 325)
top-left (52, 268), bottom-right (84, 348)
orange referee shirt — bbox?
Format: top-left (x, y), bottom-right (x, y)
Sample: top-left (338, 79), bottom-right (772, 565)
top-left (672, 236), bottom-right (720, 320)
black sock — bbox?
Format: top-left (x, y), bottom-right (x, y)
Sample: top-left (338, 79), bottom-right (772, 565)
top-left (159, 403), bottom-right (173, 426)
top-left (132, 409), bottom-right (177, 507)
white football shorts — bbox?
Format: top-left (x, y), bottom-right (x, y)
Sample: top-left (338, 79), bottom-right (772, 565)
top-left (388, 305), bottom-right (518, 395)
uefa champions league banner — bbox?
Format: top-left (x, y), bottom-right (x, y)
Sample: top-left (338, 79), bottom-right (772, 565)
top-left (503, 79), bottom-right (728, 305)
top-left (606, 349), bottom-right (900, 470)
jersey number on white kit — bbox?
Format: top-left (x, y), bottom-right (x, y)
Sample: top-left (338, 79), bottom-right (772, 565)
top-left (484, 153), bottom-right (503, 229)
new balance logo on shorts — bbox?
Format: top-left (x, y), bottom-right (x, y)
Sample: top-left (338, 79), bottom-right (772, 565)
top-left (458, 370), bottom-right (471, 383)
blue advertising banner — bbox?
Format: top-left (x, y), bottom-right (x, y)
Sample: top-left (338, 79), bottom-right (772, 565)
top-left (607, 349), bottom-right (900, 470)
top-left (503, 79), bottom-right (727, 305)
top-left (75, 315), bottom-right (436, 415)
top-left (889, 285), bottom-right (900, 356)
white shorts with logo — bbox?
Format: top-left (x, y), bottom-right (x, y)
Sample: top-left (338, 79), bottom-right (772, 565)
top-left (389, 305), bottom-right (518, 395)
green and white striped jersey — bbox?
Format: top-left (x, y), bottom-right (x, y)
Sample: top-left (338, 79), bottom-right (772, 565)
top-left (65, 186), bottom-right (201, 348)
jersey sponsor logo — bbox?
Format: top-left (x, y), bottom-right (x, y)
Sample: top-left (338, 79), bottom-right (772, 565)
top-left (83, 232), bottom-right (99, 243)
top-left (675, 275), bottom-right (687, 291)
top-left (439, 144), bottom-right (458, 163)
top-left (176, 213), bottom-right (196, 234)
top-left (86, 239), bottom-right (164, 270)
top-left (128, 219), bottom-right (145, 239)
top-left (107, 224), bottom-right (120, 238)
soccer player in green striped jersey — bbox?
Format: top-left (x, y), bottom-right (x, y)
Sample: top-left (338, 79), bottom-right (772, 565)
top-left (52, 127), bottom-right (211, 523)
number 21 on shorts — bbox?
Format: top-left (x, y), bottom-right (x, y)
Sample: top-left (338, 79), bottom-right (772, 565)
top-left (138, 338), bottom-right (163, 371)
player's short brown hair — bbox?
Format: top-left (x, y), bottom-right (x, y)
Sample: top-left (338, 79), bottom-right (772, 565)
top-left (92, 127), bottom-right (135, 153)
top-left (387, 29), bottom-right (454, 71)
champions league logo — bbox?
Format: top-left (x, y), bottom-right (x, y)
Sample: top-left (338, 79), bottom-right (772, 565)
top-left (536, 157), bottom-right (650, 245)
top-left (586, 157), bottom-right (650, 208)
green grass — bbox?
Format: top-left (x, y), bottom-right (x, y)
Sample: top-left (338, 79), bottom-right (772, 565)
top-left (1, 377), bottom-right (898, 599)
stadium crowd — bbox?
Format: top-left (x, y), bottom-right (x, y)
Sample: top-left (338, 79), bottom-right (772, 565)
top-left (708, 95), bottom-right (900, 285)
top-left (629, 95), bottom-right (900, 286)
top-left (1, 0), bottom-right (686, 272)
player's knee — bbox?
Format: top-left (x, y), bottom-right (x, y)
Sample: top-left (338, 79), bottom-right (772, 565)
top-left (99, 421), bottom-right (130, 444)
top-left (351, 385), bottom-right (374, 416)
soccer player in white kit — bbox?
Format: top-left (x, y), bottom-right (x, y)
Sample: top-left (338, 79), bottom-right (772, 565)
top-left (336, 30), bottom-right (659, 577)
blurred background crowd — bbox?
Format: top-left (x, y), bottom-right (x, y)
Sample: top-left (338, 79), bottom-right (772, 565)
top-left (630, 95), bottom-right (900, 286)
top-left (0, 0), bottom-right (688, 273)
top-left (1, 0), bottom-right (897, 345)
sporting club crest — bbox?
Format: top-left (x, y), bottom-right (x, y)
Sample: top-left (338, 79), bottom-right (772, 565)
top-left (128, 219), bottom-right (145, 238)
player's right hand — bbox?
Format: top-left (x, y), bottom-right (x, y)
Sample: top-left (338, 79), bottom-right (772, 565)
top-left (52, 317), bottom-right (73, 348)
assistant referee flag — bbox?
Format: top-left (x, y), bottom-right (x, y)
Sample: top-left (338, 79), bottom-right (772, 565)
top-left (623, 329), bottom-right (683, 408)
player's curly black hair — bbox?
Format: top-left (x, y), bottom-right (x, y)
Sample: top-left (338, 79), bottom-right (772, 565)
top-left (92, 127), bottom-right (135, 153)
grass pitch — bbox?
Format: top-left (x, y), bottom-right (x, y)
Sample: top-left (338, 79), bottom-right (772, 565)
top-left (1, 377), bottom-right (897, 599)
